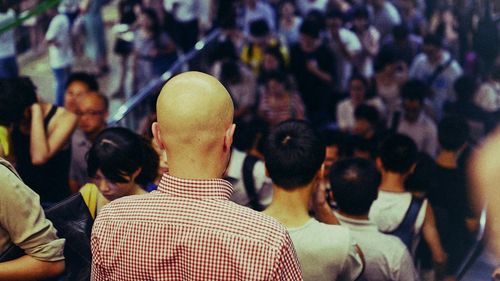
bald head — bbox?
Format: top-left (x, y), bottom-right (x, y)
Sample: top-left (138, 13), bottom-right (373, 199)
top-left (153, 72), bottom-right (235, 178)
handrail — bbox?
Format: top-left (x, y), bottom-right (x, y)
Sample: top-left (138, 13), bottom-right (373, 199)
top-left (455, 206), bottom-right (488, 280)
top-left (107, 28), bottom-right (221, 125)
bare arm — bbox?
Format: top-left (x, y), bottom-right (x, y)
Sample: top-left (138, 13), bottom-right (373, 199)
top-left (30, 104), bottom-right (77, 165)
top-left (421, 202), bottom-right (448, 278)
top-left (0, 256), bottom-right (64, 281)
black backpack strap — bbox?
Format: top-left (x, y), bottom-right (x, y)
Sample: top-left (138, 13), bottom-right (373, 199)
top-left (427, 57), bottom-right (454, 86)
top-left (242, 155), bottom-right (264, 211)
top-left (390, 111), bottom-right (402, 133)
top-left (386, 196), bottom-right (425, 249)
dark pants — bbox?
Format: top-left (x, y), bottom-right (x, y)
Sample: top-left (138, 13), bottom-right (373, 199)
top-left (0, 56), bottom-right (19, 78)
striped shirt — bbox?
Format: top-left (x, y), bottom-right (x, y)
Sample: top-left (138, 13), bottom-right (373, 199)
top-left (91, 174), bottom-right (303, 280)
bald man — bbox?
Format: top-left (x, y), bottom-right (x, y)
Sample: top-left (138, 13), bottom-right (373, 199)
top-left (90, 72), bottom-right (303, 280)
top-left (68, 92), bottom-right (109, 192)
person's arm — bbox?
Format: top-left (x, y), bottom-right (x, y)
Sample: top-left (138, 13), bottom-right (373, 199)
top-left (306, 59), bottom-right (333, 83)
top-left (0, 256), bottom-right (64, 281)
top-left (312, 168), bottom-right (340, 225)
top-left (30, 103), bottom-right (77, 165)
top-left (421, 202), bottom-right (448, 278)
top-left (0, 162), bottom-right (65, 280)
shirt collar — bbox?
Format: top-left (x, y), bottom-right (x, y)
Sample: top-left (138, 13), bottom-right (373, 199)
top-left (157, 174), bottom-right (234, 200)
top-left (335, 212), bottom-right (380, 232)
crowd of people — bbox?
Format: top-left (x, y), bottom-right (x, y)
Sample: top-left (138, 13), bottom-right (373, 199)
top-left (0, 0), bottom-right (499, 280)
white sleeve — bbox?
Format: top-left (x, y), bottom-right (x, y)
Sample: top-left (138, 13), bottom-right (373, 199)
top-left (45, 15), bottom-right (62, 41)
top-left (338, 234), bottom-right (364, 281)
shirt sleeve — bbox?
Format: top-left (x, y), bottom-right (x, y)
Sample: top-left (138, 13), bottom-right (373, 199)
top-left (45, 15), bottom-right (63, 41)
top-left (271, 232), bottom-right (303, 280)
top-left (0, 163), bottom-right (65, 261)
top-left (90, 213), bottom-right (109, 281)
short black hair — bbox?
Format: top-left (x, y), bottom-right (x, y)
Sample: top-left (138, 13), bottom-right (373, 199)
top-left (87, 127), bottom-right (159, 186)
top-left (66, 72), bottom-right (99, 91)
top-left (392, 24), bottom-right (409, 40)
top-left (299, 19), bottom-right (321, 39)
top-left (438, 116), bottom-right (469, 151)
top-left (349, 73), bottom-right (369, 89)
top-left (374, 48), bottom-right (399, 72)
top-left (325, 9), bottom-right (344, 21)
top-left (329, 158), bottom-right (381, 215)
top-left (351, 6), bottom-right (369, 19)
top-left (354, 104), bottom-right (379, 126)
top-left (453, 75), bottom-right (477, 101)
top-left (265, 120), bottom-right (325, 189)
top-left (423, 33), bottom-right (443, 48)
top-left (249, 19), bottom-right (269, 37)
top-left (405, 152), bottom-right (436, 192)
top-left (0, 77), bottom-right (37, 125)
top-left (378, 133), bottom-right (418, 174)
top-left (401, 79), bottom-right (430, 102)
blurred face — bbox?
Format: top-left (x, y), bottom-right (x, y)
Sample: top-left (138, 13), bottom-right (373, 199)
top-left (263, 53), bottom-right (280, 71)
top-left (326, 18), bottom-right (342, 31)
top-left (92, 170), bottom-right (137, 201)
top-left (423, 44), bottom-right (439, 62)
top-left (403, 99), bottom-right (422, 123)
top-left (349, 79), bottom-right (366, 104)
top-left (266, 79), bottom-right (285, 94)
top-left (280, 2), bottom-right (294, 18)
top-left (77, 94), bottom-right (108, 136)
top-left (352, 17), bottom-right (367, 30)
top-left (138, 12), bottom-right (153, 30)
top-left (353, 118), bottom-right (372, 137)
top-left (64, 80), bottom-right (91, 113)
top-left (299, 34), bottom-right (317, 53)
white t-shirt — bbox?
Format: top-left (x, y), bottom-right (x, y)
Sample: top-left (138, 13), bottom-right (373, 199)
top-left (296, 0), bottom-right (328, 17)
top-left (369, 191), bottom-right (428, 254)
top-left (242, 1), bottom-right (276, 34)
top-left (0, 9), bottom-right (16, 59)
top-left (288, 218), bottom-right (363, 281)
top-left (329, 28), bottom-right (362, 91)
top-left (226, 149), bottom-right (273, 208)
top-left (395, 112), bottom-right (438, 157)
top-left (336, 97), bottom-right (387, 131)
top-left (336, 213), bottom-right (419, 281)
top-left (45, 14), bottom-right (74, 69)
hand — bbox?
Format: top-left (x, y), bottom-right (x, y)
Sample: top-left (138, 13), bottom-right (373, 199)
top-left (306, 60), bottom-right (319, 73)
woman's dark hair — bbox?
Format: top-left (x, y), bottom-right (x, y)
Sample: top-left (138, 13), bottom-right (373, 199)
top-left (141, 8), bottom-right (162, 47)
top-left (66, 72), bottom-right (99, 91)
top-left (87, 127), bottom-right (159, 187)
top-left (0, 77), bottom-right (38, 125)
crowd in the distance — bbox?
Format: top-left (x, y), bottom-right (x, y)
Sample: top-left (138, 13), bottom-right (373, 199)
top-left (0, 0), bottom-right (499, 280)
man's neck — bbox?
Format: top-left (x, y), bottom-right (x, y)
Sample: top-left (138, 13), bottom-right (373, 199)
top-left (264, 184), bottom-right (313, 228)
top-left (337, 210), bottom-right (369, 221)
top-left (436, 150), bottom-right (458, 168)
top-left (379, 172), bottom-right (406, 192)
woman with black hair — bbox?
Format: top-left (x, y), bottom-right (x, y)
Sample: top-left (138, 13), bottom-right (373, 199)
top-left (79, 127), bottom-right (159, 218)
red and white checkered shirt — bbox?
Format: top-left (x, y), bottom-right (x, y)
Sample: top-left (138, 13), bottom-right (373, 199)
top-left (91, 174), bottom-right (303, 280)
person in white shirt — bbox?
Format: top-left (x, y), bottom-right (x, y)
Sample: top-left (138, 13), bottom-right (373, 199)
top-left (295, 0), bottom-right (328, 17)
top-left (0, 3), bottom-right (18, 78)
top-left (241, 0), bottom-right (276, 35)
top-left (264, 120), bottom-right (364, 281)
top-left (369, 133), bottom-right (450, 279)
top-left (337, 74), bottom-right (386, 131)
top-left (369, 0), bottom-right (401, 40)
top-left (409, 34), bottom-right (463, 120)
top-left (45, 5), bottom-right (74, 106)
top-left (329, 157), bottom-right (419, 281)
top-left (475, 64), bottom-right (500, 114)
top-left (163, 0), bottom-right (210, 52)
top-left (326, 10), bottom-right (362, 92)
top-left (390, 79), bottom-right (438, 157)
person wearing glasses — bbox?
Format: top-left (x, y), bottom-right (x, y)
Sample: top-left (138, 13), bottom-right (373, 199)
top-left (69, 92), bottom-right (109, 192)
top-left (79, 127), bottom-right (159, 219)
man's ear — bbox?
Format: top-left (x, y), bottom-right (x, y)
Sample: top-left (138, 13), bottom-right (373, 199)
top-left (375, 157), bottom-right (384, 171)
top-left (224, 124), bottom-right (236, 151)
top-left (152, 122), bottom-right (165, 150)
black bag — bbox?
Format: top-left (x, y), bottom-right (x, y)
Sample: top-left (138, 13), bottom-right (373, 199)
top-left (113, 38), bottom-right (133, 56)
top-left (45, 193), bottom-right (94, 281)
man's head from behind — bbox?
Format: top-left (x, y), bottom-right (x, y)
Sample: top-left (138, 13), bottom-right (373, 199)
top-left (152, 71), bottom-right (235, 178)
top-left (265, 120), bottom-right (325, 189)
top-left (76, 92), bottom-right (108, 138)
top-left (377, 133), bottom-right (418, 175)
top-left (329, 158), bottom-right (381, 215)
top-left (438, 116), bottom-right (469, 152)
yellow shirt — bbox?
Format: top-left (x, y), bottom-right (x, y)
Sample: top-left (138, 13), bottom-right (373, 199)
top-left (0, 126), bottom-right (10, 156)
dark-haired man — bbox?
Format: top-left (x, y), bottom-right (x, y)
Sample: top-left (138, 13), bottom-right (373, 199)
top-left (369, 134), bottom-right (448, 279)
top-left (64, 72), bottom-right (99, 113)
top-left (264, 120), bottom-right (363, 281)
top-left (290, 20), bottom-right (336, 128)
top-left (330, 158), bottom-right (418, 281)
top-left (69, 92), bottom-right (109, 192)
top-left (409, 34), bottom-right (462, 119)
top-left (390, 79), bottom-right (438, 157)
